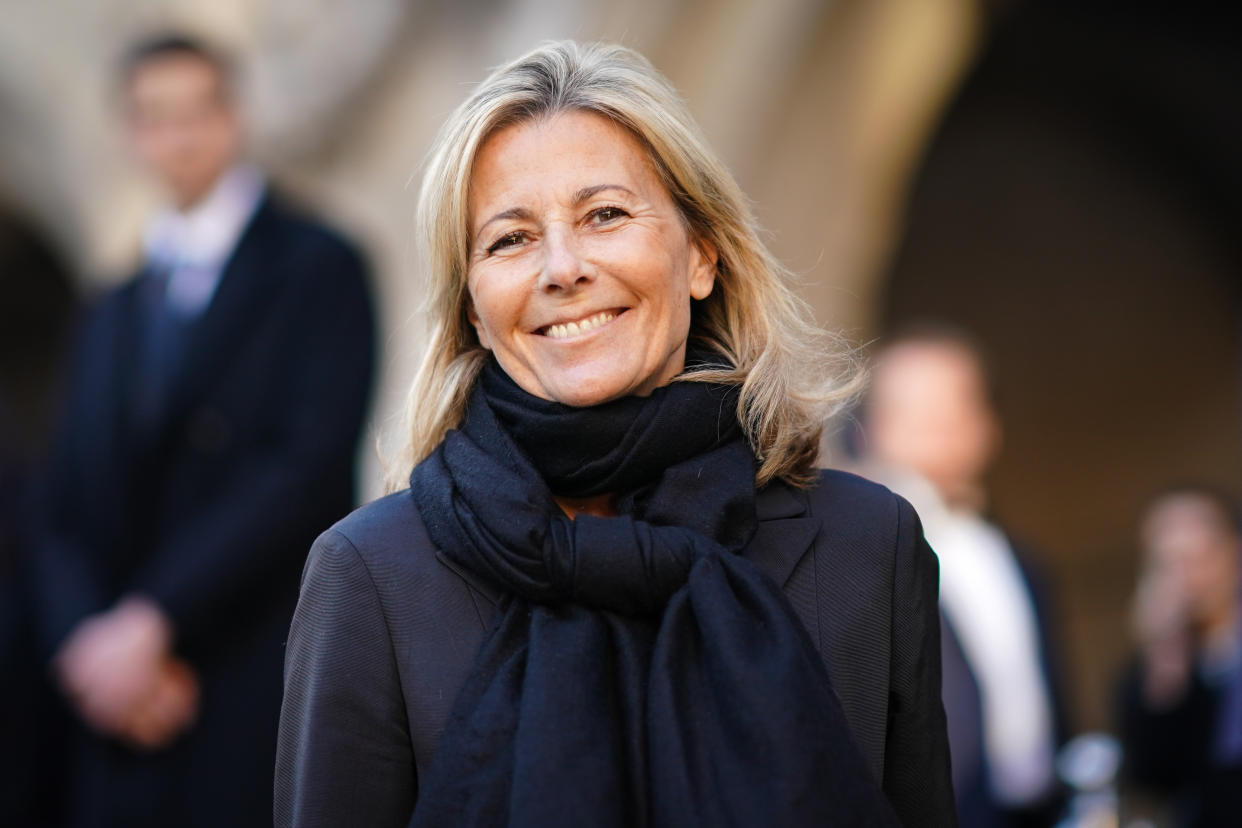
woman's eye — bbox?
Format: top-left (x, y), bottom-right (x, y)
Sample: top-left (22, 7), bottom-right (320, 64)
top-left (486, 231), bottom-right (525, 254)
top-left (590, 206), bottom-right (627, 224)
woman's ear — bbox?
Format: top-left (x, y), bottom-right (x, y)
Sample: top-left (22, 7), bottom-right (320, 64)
top-left (466, 300), bottom-right (492, 349)
top-left (689, 236), bottom-right (718, 301)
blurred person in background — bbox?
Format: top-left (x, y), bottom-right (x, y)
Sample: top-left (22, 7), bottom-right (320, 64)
top-left (856, 324), bottom-right (1070, 827)
top-left (28, 34), bottom-right (375, 828)
top-left (1118, 487), bottom-right (1242, 828)
top-left (0, 208), bottom-right (77, 826)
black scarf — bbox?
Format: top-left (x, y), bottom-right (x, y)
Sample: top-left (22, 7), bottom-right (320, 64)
top-left (409, 357), bottom-right (899, 827)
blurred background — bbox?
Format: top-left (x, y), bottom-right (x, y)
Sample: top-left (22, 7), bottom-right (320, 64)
top-left (2, 0), bottom-right (1238, 825)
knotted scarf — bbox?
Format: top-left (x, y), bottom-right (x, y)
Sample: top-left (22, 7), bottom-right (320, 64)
top-left (408, 356), bottom-right (899, 827)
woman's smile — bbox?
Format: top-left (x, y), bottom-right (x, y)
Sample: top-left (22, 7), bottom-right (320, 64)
top-left (535, 308), bottom-right (624, 340)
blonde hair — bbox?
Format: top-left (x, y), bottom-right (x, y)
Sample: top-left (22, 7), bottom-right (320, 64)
top-left (388, 40), bottom-right (862, 491)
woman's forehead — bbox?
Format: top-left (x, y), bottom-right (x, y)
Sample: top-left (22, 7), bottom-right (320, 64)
top-left (468, 112), bottom-right (662, 210)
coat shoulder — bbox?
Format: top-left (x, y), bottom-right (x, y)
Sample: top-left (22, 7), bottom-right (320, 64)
top-left (317, 489), bottom-right (433, 571)
top-left (312, 488), bottom-right (493, 614)
top-left (809, 467), bottom-right (900, 502)
top-left (805, 468), bottom-right (909, 545)
top-left (261, 196), bottom-right (367, 266)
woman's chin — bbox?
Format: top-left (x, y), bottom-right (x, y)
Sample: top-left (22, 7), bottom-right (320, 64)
top-left (541, 380), bottom-right (632, 408)
top-left (527, 368), bottom-right (650, 408)
top-left (524, 357), bottom-right (684, 407)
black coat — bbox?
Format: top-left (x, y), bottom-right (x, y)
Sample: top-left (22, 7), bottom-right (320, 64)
top-left (275, 469), bottom-right (958, 827)
top-left (31, 195), bottom-right (375, 828)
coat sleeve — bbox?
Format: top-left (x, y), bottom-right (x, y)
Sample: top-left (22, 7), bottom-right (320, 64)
top-left (882, 495), bottom-right (959, 827)
top-left (28, 302), bottom-right (121, 659)
top-left (275, 528), bottom-right (416, 828)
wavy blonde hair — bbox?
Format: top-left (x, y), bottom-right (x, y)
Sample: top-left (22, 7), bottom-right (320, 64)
top-left (387, 40), bottom-right (862, 491)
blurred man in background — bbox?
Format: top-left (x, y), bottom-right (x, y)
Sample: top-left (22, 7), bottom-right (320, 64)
top-left (1119, 487), bottom-right (1242, 828)
top-left (856, 325), bottom-right (1069, 827)
top-left (29, 35), bottom-right (375, 828)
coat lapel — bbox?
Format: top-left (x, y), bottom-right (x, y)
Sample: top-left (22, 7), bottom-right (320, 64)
top-left (745, 480), bottom-right (820, 589)
top-left (436, 549), bottom-right (504, 618)
top-left (158, 198), bottom-right (282, 436)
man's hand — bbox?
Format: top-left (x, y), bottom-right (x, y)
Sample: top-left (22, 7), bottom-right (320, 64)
top-left (54, 596), bottom-right (199, 747)
top-left (1133, 574), bottom-right (1194, 708)
top-left (119, 656), bottom-right (201, 751)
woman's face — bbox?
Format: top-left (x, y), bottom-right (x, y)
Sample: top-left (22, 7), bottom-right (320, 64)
top-left (1142, 494), bottom-right (1241, 629)
top-left (465, 110), bottom-right (716, 407)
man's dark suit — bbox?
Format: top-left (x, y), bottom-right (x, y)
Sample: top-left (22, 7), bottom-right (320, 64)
top-left (939, 545), bottom-right (1071, 828)
top-left (275, 469), bottom-right (959, 827)
top-left (32, 194), bottom-right (375, 828)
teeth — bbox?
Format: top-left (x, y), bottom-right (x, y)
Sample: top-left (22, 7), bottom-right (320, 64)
top-left (544, 311), bottom-right (616, 339)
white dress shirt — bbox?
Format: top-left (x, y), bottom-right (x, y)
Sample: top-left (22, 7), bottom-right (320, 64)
top-left (142, 164), bottom-right (265, 318)
top-left (878, 468), bottom-right (1057, 806)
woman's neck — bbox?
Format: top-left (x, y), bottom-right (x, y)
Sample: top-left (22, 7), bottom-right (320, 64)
top-left (554, 493), bottom-right (618, 519)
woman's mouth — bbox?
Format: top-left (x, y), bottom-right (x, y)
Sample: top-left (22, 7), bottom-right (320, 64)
top-left (539, 309), bottom-right (623, 340)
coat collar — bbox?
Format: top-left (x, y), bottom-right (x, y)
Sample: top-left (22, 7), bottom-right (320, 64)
top-left (439, 477), bottom-right (821, 610)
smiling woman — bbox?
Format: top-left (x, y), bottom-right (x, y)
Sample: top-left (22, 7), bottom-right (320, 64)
top-left (275, 41), bottom-right (957, 828)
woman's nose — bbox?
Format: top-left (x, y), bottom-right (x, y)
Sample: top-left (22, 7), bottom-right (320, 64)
top-left (537, 226), bottom-right (592, 293)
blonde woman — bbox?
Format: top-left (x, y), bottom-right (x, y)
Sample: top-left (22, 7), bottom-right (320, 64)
top-left (276, 41), bottom-right (955, 827)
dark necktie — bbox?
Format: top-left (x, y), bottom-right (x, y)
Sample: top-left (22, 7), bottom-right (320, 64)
top-left (134, 264), bottom-right (190, 425)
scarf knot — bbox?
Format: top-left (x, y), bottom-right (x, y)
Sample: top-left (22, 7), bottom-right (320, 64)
top-left (546, 515), bottom-right (701, 615)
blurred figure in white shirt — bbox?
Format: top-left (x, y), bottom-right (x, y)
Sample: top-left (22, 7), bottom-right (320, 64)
top-left (857, 324), bottom-right (1070, 828)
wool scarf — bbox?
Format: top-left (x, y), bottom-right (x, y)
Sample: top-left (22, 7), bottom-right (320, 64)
top-left (408, 356), bottom-right (899, 827)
